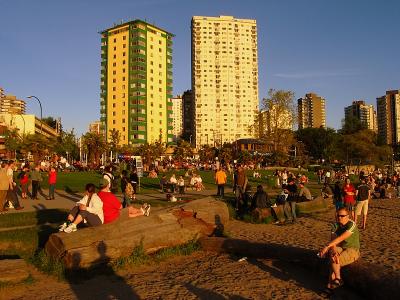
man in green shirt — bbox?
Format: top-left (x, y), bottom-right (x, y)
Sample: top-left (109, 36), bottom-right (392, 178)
top-left (319, 207), bottom-right (360, 290)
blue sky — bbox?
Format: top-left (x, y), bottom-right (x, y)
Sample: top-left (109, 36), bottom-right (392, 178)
top-left (1, 0), bottom-right (399, 135)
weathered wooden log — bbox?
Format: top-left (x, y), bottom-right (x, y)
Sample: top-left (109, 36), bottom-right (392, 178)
top-left (45, 197), bottom-right (228, 269)
top-left (199, 237), bottom-right (400, 299)
top-left (296, 196), bottom-right (332, 214)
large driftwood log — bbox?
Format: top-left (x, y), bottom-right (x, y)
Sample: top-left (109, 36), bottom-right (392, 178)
top-left (199, 237), bottom-right (400, 299)
top-left (45, 198), bottom-right (228, 269)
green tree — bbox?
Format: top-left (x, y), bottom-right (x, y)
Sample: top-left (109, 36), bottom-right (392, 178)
top-left (3, 128), bottom-right (22, 158)
top-left (54, 129), bottom-right (79, 160)
top-left (20, 134), bottom-right (55, 163)
top-left (296, 127), bottom-right (341, 162)
top-left (109, 128), bottom-right (121, 155)
top-left (198, 145), bottom-right (216, 162)
top-left (174, 140), bottom-right (193, 162)
top-left (341, 115), bottom-right (366, 134)
top-left (254, 89), bottom-right (297, 154)
top-left (82, 132), bottom-right (108, 166)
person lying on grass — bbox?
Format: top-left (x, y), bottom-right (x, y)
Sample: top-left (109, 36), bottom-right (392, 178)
top-left (60, 183), bottom-right (104, 233)
top-left (318, 207), bottom-right (360, 290)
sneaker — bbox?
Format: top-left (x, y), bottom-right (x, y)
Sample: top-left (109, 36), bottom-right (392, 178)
top-left (64, 223), bottom-right (77, 233)
top-left (144, 204), bottom-right (151, 216)
top-left (59, 222), bottom-right (68, 232)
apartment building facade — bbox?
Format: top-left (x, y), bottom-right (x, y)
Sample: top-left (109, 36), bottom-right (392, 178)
top-left (100, 20), bottom-right (174, 145)
top-left (344, 100), bottom-right (377, 132)
top-left (298, 93), bottom-right (326, 129)
top-left (170, 96), bottom-right (183, 142)
top-left (376, 90), bottom-right (400, 145)
top-left (191, 16), bottom-right (259, 147)
top-left (0, 92), bottom-right (26, 115)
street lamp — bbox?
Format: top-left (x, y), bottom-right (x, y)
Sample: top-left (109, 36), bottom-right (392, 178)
top-left (27, 95), bottom-right (43, 134)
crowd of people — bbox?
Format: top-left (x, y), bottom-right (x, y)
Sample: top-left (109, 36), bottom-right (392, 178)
top-left (2, 157), bottom-right (399, 293)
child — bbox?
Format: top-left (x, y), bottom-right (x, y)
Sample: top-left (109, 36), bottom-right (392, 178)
top-left (177, 176), bottom-right (185, 195)
top-left (47, 167), bottom-right (57, 200)
top-left (18, 166), bottom-right (29, 199)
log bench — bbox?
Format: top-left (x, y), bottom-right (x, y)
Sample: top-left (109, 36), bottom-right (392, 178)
top-left (45, 197), bottom-right (229, 269)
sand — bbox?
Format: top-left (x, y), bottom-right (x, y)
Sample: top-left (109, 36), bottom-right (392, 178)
top-left (1, 198), bottom-right (399, 300)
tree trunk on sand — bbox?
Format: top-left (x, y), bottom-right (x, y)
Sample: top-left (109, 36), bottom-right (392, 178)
top-left (45, 198), bottom-right (228, 269)
top-left (199, 237), bottom-right (400, 299)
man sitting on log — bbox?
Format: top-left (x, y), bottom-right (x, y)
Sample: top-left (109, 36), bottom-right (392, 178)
top-left (297, 182), bottom-right (312, 202)
top-left (60, 183), bottom-right (104, 233)
top-left (319, 207), bottom-right (360, 290)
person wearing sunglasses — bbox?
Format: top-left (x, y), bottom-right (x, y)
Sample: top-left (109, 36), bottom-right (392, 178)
top-left (318, 207), bottom-right (360, 290)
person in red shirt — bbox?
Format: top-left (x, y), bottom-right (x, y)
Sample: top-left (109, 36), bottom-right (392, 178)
top-left (97, 178), bottom-right (122, 224)
top-left (343, 178), bottom-right (356, 220)
top-left (47, 167), bottom-right (57, 200)
top-left (19, 166), bottom-right (30, 199)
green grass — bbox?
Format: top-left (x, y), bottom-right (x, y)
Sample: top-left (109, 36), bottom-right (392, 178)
top-left (112, 239), bottom-right (201, 270)
top-left (29, 250), bottom-right (65, 280)
top-left (0, 209), bottom-right (67, 228)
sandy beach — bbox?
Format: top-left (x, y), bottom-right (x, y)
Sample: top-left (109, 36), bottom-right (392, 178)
top-left (2, 198), bottom-right (399, 300)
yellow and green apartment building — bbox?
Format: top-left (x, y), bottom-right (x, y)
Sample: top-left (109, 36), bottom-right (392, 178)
top-left (100, 20), bottom-right (174, 145)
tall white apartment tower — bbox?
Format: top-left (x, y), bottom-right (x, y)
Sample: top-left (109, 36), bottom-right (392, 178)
top-left (171, 96), bottom-right (183, 142)
top-left (191, 16), bottom-right (259, 147)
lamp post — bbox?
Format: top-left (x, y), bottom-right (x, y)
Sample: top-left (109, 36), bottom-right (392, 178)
top-left (27, 95), bottom-right (43, 134)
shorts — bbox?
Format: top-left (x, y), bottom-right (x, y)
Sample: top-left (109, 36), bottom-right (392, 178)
top-left (355, 200), bottom-right (369, 216)
top-left (336, 247), bottom-right (360, 266)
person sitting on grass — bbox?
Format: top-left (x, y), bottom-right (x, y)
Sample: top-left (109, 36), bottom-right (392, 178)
top-left (318, 207), bottom-right (360, 291)
top-left (60, 183), bottom-right (104, 233)
top-left (194, 173), bottom-right (205, 191)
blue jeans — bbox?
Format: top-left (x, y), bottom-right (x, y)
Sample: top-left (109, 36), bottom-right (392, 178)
top-left (49, 184), bottom-right (55, 199)
top-left (289, 201), bottom-right (297, 220)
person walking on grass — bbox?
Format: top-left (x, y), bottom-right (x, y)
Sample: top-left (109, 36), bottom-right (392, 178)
top-left (355, 177), bottom-right (370, 229)
top-left (5, 161), bottom-right (23, 210)
top-left (215, 167), bottom-right (227, 198)
top-left (60, 183), bottom-right (104, 233)
top-left (0, 162), bottom-right (11, 213)
top-left (30, 165), bottom-right (42, 200)
top-left (18, 165), bottom-right (29, 199)
top-left (47, 166), bottom-right (57, 200)
top-left (319, 207), bottom-right (360, 291)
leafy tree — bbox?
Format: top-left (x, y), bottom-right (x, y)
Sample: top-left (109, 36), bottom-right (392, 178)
top-left (82, 132), bottom-right (108, 166)
top-left (174, 140), bottom-right (193, 162)
top-left (3, 128), bottom-right (22, 158)
top-left (341, 115), bottom-right (366, 134)
top-left (20, 134), bottom-right (55, 163)
top-left (109, 128), bottom-right (121, 155)
top-left (253, 89), bottom-right (297, 154)
top-left (340, 130), bottom-right (392, 167)
top-left (296, 127), bottom-right (341, 162)
top-left (198, 145), bottom-right (216, 162)
top-left (54, 129), bottom-right (79, 160)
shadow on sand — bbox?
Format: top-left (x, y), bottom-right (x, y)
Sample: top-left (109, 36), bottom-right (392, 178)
top-left (65, 242), bottom-right (140, 300)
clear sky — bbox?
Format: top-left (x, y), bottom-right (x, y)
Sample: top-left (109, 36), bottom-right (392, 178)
top-left (1, 0), bottom-right (399, 135)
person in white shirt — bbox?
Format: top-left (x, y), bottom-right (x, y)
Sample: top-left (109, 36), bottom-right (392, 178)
top-left (60, 183), bottom-right (104, 233)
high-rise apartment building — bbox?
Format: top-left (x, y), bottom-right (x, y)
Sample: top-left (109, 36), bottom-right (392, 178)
top-left (182, 90), bottom-right (195, 144)
top-left (298, 93), bottom-right (326, 129)
top-left (0, 91), bottom-right (26, 115)
top-left (171, 96), bottom-right (183, 142)
top-left (191, 15), bottom-right (259, 147)
top-left (376, 90), bottom-right (400, 145)
top-left (100, 20), bottom-right (174, 145)
top-left (344, 100), bottom-right (377, 132)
